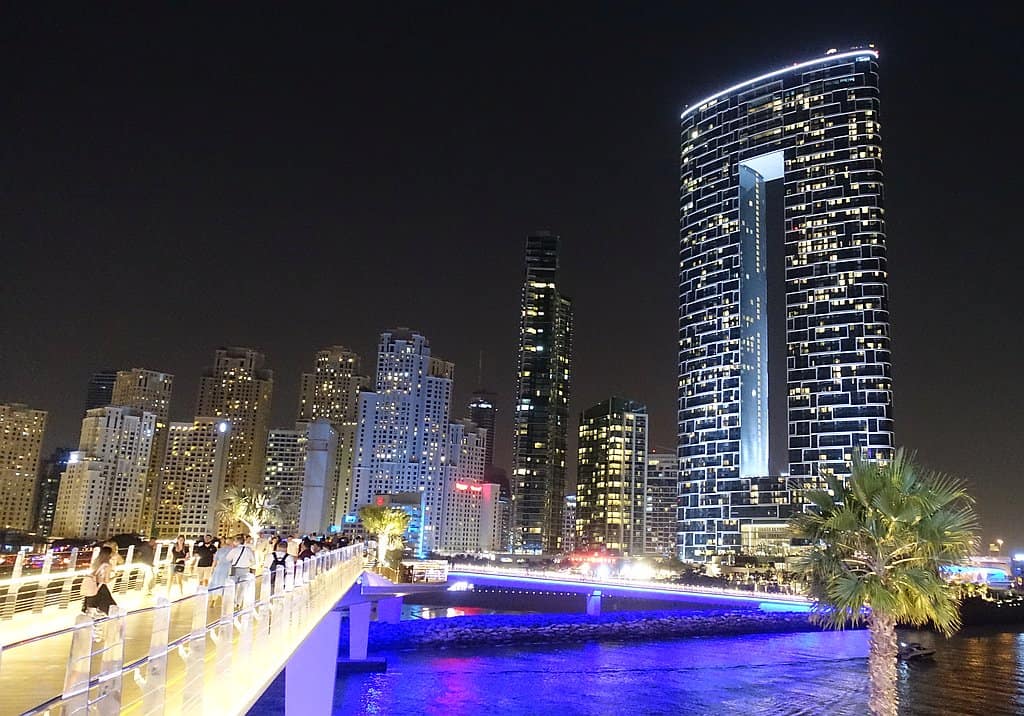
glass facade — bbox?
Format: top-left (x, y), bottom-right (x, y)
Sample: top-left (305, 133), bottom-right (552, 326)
top-left (512, 232), bottom-right (573, 554)
top-left (678, 50), bottom-right (894, 560)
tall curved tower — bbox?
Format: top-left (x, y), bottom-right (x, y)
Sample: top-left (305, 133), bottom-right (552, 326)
top-left (678, 49), bottom-right (894, 560)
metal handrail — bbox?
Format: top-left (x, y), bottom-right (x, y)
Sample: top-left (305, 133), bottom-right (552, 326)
top-left (0, 544), bottom-right (366, 716)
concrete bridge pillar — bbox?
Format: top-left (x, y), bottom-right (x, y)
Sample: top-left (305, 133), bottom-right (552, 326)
top-left (348, 600), bottom-right (372, 660)
top-left (586, 590), bottom-right (602, 616)
top-left (286, 609), bottom-right (342, 716)
top-left (377, 596), bottom-right (403, 624)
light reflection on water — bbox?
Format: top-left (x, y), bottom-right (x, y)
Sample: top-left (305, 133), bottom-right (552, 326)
top-left (328, 628), bottom-right (1024, 716)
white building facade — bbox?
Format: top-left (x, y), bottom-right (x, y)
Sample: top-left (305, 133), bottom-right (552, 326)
top-left (53, 406), bottom-right (156, 539)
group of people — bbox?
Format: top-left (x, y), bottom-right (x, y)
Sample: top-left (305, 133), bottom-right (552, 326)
top-left (81, 531), bottom-right (355, 617)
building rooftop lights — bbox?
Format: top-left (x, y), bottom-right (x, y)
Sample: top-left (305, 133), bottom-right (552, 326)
top-left (680, 48), bottom-right (879, 120)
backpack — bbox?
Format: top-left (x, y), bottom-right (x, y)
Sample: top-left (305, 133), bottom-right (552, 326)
top-left (270, 553), bottom-right (288, 572)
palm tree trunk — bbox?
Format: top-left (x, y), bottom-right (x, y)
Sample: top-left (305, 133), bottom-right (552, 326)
top-left (867, 612), bottom-right (899, 716)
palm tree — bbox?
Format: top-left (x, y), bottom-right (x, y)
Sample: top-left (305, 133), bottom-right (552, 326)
top-left (217, 486), bottom-right (282, 540)
top-left (790, 448), bottom-right (978, 716)
top-left (358, 505), bottom-right (411, 567)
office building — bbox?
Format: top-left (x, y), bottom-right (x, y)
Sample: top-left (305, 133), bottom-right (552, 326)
top-left (678, 49), bottom-right (894, 560)
top-left (468, 390), bottom-right (497, 468)
top-left (263, 419), bottom-right (338, 534)
top-left (576, 398), bottom-right (648, 556)
top-left (352, 329), bottom-right (454, 553)
top-left (195, 347), bottom-right (273, 494)
top-left (34, 447), bottom-right (71, 538)
top-left (297, 346), bottom-right (367, 527)
top-left (512, 231), bottom-right (574, 554)
top-left (112, 368), bottom-right (174, 535)
top-left (645, 453), bottom-right (679, 557)
top-left (0, 403), bottom-right (48, 531)
top-left (438, 480), bottom-right (502, 554)
top-left (53, 406), bottom-right (156, 538)
top-left (563, 495), bottom-right (577, 554)
top-left (154, 418), bottom-right (230, 539)
top-left (84, 371), bottom-right (117, 411)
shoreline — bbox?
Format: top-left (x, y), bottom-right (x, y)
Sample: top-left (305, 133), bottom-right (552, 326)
top-left (347, 609), bottom-right (837, 652)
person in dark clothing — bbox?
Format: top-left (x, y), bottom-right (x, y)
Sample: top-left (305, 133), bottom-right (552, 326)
top-left (193, 534), bottom-right (217, 586)
top-left (170, 535), bottom-right (188, 594)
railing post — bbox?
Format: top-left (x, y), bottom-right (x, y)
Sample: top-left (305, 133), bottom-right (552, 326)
top-left (121, 545), bottom-right (135, 595)
top-left (62, 614), bottom-right (95, 715)
top-left (60, 547), bottom-right (80, 609)
top-left (253, 569), bottom-right (271, 655)
top-left (1, 551), bottom-right (25, 619)
top-left (214, 579), bottom-right (235, 678)
top-left (178, 587), bottom-right (209, 714)
top-left (94, 604), bottom-right (127, 715)
top-left (236, 575), bottom-right (255, 665)
top-left (137, 596), bottom-right (171, 716)
top-left (32, 549), bottom-right (54, 613)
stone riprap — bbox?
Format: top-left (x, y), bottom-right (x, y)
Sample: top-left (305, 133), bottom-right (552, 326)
top-left (343, 610), bottom-right (830, 652)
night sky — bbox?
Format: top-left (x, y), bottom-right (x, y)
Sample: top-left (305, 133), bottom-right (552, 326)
top-left (3, 5), bottom-right (1019, 545)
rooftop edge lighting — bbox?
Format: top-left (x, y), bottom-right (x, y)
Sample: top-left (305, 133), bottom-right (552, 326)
top-left (680, 49), bottom-right (879, 120)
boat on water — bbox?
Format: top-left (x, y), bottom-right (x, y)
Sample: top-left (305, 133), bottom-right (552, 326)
top-left (899, 642), bottom-right (936, 661)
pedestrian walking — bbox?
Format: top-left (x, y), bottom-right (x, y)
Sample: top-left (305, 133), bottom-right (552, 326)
top-left (266, 539), bottom-right (294, 593)
top-left (209, 536), bottom-right (234, 603)
top-left (227, 533), bottom-right (256, 582)
top-left (170, 535), bottom-right (188, 594)
top-left (193, 534), bottom-right (217, 586)
top-left (82, 546), bottom-right (117, 616)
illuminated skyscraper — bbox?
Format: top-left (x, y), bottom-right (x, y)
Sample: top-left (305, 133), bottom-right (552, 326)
top-left (53, 406), bottom-right (156, 538)
top-left (263, 419), bottom-right (338, 534)
top-left (34, 447), bottom-right (71, 538)
top-left (155, 418), bottom-right (230, 539)
top-left (468, 390), bottom-right (497, 468)
top-left (352, 329), bottom-right (454, 553)
top-left (112, 368), bottom-right (174, 535)
top-left (644, 453), bottom-right (679, 557)
top-left (297, 346), bottom-right (367, 526)
top-left (195, 347), bottom-right (273, 494)
top-left (576, 398), bottom-right (647, 556)
top-left (512, 232), bottom-right (573, 554)
top-left (678, 49), bottom-right (894, 560)
top-left (0, 403), bottom-right (47, 531)
top-left (84, 370), bottom-right (117, 411)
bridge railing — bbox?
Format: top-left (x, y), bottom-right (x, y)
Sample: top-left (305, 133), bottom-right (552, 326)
top-left (0, 544), bottom-right (365, 716)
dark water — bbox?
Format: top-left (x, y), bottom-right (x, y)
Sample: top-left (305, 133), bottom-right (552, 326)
top-left (254, 626), bottom-right (1024, 715)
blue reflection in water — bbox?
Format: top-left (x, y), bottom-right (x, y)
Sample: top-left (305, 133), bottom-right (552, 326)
top-left (252, 627), bottom-right (1024, 715)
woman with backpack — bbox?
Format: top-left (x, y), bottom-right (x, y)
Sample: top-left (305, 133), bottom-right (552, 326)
top-left (265, 539), bottom-right (294, 594)
top-left (82, 545), bottom-right (117, 616)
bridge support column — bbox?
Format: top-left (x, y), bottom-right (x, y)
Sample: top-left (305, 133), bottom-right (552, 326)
top-left (348, 600), bottom-right (372, 660)
top-left (377, 596), bottom-right (403, 624)
top-left (586, 590), bottom-right (602, 616)
top-left (286, 609), bottom-right (341, 716)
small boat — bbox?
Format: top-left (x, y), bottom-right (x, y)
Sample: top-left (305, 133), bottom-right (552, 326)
top-left (898, 642), bottom-right (936, 661)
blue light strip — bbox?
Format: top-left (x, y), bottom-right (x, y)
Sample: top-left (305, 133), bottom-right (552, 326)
top-left (680, 49), bottom-right (879, 120)
top-left (448, 571), bottom-right (809, 612)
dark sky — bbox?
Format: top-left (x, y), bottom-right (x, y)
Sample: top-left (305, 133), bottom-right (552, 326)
top-left (3, 5), bottom-right (1020, 546)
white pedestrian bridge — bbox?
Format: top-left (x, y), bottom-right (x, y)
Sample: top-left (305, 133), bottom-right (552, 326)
top-left (0, 544), bottom-right (366, 715)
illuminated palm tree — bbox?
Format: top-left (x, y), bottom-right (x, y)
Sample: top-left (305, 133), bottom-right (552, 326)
top-left (790, 448), bottom-right (978, 716)
top-left (358, 505), bottom-right (411, 567)
top-left (217, 486), bottom-right (282, 540)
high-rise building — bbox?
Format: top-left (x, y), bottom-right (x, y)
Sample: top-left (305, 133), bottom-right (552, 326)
top-left (512, 231), bottom-right (573, 554)
top-left (296, 346), bottom-right (367, 527)
top-left (352, 329), bottom-right (454, 553)
top-left (263, 419), bottom-right (338, 535)
top-left (155, 418), bottom-right (230, 539)
top-left (678, 49), bottom-right (894, 560)
top-left (0, 403), bottom-right (48, 531)
top-left (563, 495), bottom-right (577, 554)
top-left (438, 480), bottom-right (502, 554)
top-left (196, 347), bottom-right (273, 494)
top-left (112, 368), bottom-right (174, 535)
top-left (645, 453), bottom-right (679, 557)
top-left (34, 447), bottom-right (71, 538)
top-left (84, 371), bottom-right (117, 411)
top-left (575, 398), bottom-right (648, 556)
top-left (53, 406), bottom-right (156, 538)
top-left (468, 390), bottom-right (497, 468)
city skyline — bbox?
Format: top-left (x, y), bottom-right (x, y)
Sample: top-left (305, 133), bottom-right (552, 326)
top-left (3, 5), bottom-right (1020, 545)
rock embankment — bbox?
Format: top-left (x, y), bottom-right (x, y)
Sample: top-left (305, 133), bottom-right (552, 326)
top-left (346, 609), bottom-right (825, 651)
